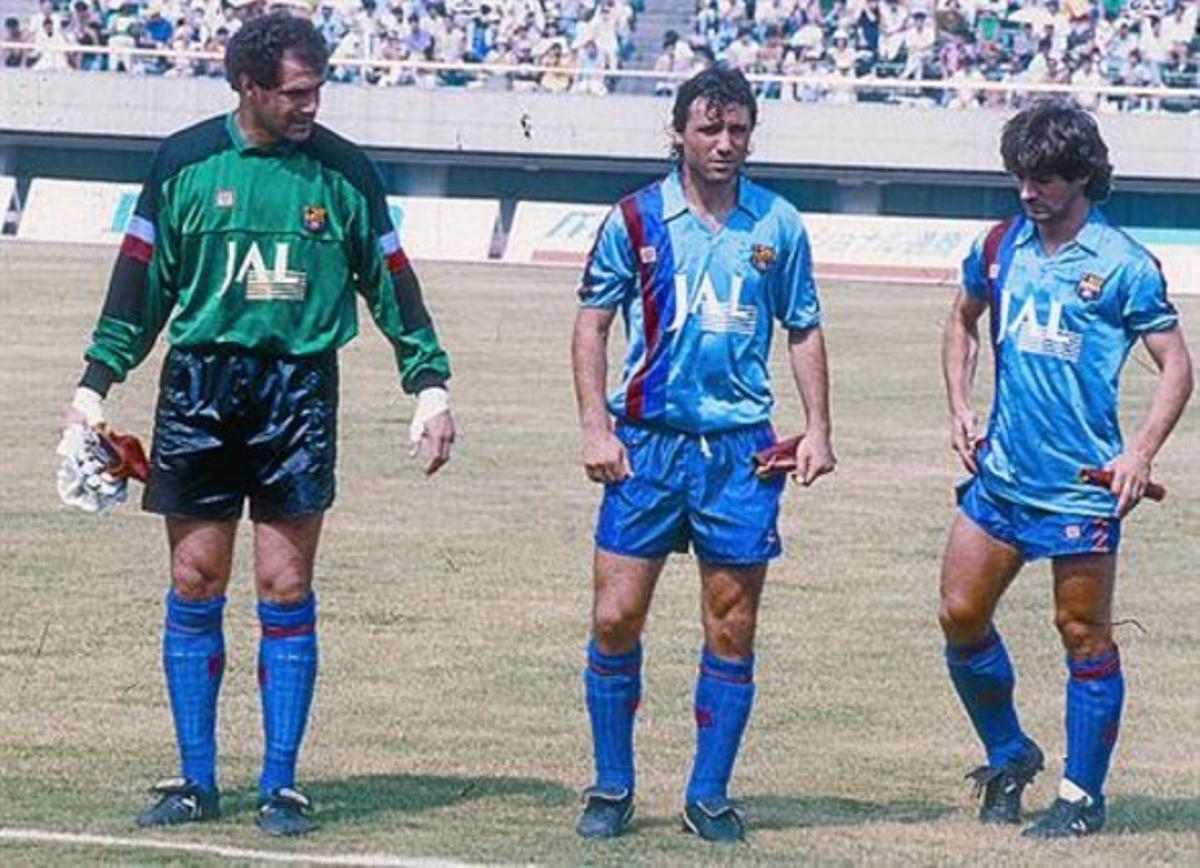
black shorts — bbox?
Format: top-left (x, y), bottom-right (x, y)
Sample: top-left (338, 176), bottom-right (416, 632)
top-left (144, 346), bottom-right (338, 522)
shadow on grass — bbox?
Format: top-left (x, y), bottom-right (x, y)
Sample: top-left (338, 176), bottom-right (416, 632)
top-left (263, 774), bottom-right (576, 825)
top-left (1103, 795), bottom-right (1200, 834)
top-left (738, 794), bottom-right (955, 830)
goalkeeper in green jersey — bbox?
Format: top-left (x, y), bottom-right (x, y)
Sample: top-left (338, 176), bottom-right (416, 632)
top-left (59, 12), bottom-right (454, 837)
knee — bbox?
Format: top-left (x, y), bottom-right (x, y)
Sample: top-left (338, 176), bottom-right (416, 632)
top-left (1055, 614), bottom-right (1112, 661)
top-left (257, 572), bottom-right (313, 606)
top-left (592, 599), bottom-right (646, 651)
top-left (705, 610), bottom-right (757, 659)
top-left (171, 562), bottom-right (226, 601)
top-left (938, 594), bottom-right (989, 643)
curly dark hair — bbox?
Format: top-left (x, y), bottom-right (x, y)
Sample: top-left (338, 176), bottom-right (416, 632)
top-left (671, 64), bottom-right (758, 147)
top-left (224, 12), bottom-right (329, 92)
top-left (1000, 98), bottom-right (1113, 201)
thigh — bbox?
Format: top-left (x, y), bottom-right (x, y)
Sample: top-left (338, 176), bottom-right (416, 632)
top-left (1052, 553), bottom-right (1117, 659)
top-left (594, 426), bottom-right (689, 560)
top-left (939, 510), bottom-right (1025, 644)
top-left (247, 354), bottom-right (338, 524)
top-left (254, 513), bottom-right (324, 604)
top-left (690, 424), bottom-right (783, 566)
top-left (144, 349), bottom-right (245, 521)
top-left (167, 517), bottom-right (238, 599)
top-left (593, 548), bottom-right (667, 622)
top-left (699, 561), bottom-right (767, 658)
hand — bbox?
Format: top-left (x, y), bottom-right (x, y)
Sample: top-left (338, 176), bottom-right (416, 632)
top-left (582, 427), bottom-right (631, 484)
top-left (792, 430), bottom-right (836, 487)
top-left (1106, 450), bottom-right (1153, 517)
top-left (408, 388), bottom-right (455, 476)
top-left (949, 408), bottom-right (982, 474)
top-left (61, 386), bottom-right (104, 431)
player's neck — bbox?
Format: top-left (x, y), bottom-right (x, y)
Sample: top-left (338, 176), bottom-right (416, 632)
top-left (1034, 198), bottom-right (1091, 256)
top-left (680, 165), bottom-right (738, 230)
top-left (234, 104), bottom-right (282, 148)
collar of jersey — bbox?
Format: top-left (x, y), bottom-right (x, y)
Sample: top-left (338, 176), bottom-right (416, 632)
top-left (225, 112), bottom-right (299, 156)
top-left (1014, 205), bottom-right (1106, 256)
top-left (662, 169), bottom-right (763, 222)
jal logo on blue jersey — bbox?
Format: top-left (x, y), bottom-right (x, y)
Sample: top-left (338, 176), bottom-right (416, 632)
top-left (668, 273), bottom-right (757, 335)
top-left (999, 290), bottom-right (1081, 362)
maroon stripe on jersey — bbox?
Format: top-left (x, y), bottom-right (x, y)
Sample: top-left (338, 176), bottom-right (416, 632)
top-left (119, 234), bottom-right (154, 265)
top-left (385, 247), bottom-right (410, 275)
top-left (620, 196), bottom-right (656, 421)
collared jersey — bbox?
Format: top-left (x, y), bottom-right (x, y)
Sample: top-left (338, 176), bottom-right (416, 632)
top-left (578, 171), bottom-right (820, 434)
top-left (964, 207), bottom-right (1177, 516)
top-left (85, 113), bottom-right (449, 394)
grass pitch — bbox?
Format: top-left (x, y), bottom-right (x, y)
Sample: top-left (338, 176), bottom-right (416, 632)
top-left (1, 243), bottom-right (1198, 866)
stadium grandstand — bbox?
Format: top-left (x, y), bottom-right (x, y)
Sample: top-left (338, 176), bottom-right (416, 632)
top-left (1, 0), bottom-right (1196, 108)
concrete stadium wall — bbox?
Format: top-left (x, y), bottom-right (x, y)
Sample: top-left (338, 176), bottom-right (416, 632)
top-left (3, 70), bottom-right (1199, 189)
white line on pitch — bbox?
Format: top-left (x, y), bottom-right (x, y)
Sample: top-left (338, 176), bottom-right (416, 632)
top-left (0, 827), bottom-right (479, 867)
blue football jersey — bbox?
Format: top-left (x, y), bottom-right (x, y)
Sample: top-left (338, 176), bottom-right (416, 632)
top-left (963, 208), bottom-right (1178, 516)
top-left (578, 170), bottom-right (821, 434)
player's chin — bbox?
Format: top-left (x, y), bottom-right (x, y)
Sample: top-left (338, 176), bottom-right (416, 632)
top-left (706, 162), bottom-right (739, 181)
top-left (284, 122), bottom-right (315, 142)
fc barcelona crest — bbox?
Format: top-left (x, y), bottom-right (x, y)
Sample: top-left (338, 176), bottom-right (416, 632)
top-left (302, 205), bottom-right (327, 234)
top-left (1077, 272), bottom-right (1104, 301)
top-left (750, 243), bottom-right (776, 272)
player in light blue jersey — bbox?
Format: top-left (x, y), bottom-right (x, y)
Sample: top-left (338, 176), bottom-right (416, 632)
top-left (939, 99), bottom-right (1192, 839)
top-left (570, 65), bottom-right (835, 843)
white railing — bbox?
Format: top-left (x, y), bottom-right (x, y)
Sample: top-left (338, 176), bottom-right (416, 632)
top-left (2, 40), bottom-right (1197, 104)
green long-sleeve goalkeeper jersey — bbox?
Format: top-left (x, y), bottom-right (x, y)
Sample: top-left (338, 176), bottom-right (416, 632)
top-left (82, 112), bottom-right (450, 395)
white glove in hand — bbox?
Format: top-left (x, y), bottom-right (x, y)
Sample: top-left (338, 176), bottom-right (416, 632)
top-left (56, 423), bottom-right (128, 514)
top-left (408, 387), bottom-right (450, 454)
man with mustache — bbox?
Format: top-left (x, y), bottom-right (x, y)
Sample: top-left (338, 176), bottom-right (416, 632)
top-left (61, 12), bottom-right (454, 837)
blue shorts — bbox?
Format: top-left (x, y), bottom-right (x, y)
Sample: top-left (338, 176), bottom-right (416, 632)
top-left (144, 347), bottom-right (338, 522)
top-left (957, 477), bottom-right (1120, 561)
top-left (595, 422), bottom-right (785, 565)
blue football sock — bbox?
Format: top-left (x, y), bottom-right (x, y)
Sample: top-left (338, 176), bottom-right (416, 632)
top-left (163, 591), bottom-right (225, 792)
top-left (257, 594), bottom-right (318, 798)
top-left (1065, 646), bottom-right (1124, 802)
top-left (945, 626), bottom-right (1028, 767)
top-left (584, 638), bottom-right (642, 793)
top-left (685, 647), bottom-right (755, 805)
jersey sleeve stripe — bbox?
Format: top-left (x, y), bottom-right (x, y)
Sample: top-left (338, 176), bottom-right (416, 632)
top-left (119, 234), bottom-right (154, 265)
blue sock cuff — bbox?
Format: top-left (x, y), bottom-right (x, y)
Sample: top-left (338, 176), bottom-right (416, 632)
top-left (1068, 645), bottom-right (1121, 680)
top-left (165, 591), bottom-right (226, 634)
top-left (586, 638), bottom-right (642, 674)
top-left (700, 648), bottom-right (754, 683)
top-left (258, 594), bottom-right (317, 632)
top-left (945, 626), bottom-right (1001, 664)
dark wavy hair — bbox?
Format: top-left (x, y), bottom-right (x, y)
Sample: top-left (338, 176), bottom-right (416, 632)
top-left (1000, 98), bottom-right (1113, 201)
top-left (671, 64), bottom-right (757, 158)
top-left (224, 12), bottom-right (329, 92)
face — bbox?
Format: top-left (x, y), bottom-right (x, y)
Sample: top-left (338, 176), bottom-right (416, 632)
top-left (241, 50), bottom-right (324, 143)
top-left (1015, 172), bottom-right (1089, 225)
top-left (674, 97), bottom-right (753, 185)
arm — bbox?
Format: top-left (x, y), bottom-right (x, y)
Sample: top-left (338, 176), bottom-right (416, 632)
top-left (352, 174), bottom-right (454, 475)
top-left (941, 289), bottom-right (989, 474)
top-left (1107, 325), bottom-right (1193, 515)
top-left (786, 325), bottom-right (836, 486)
top-left (66, 157), bottom-right (176, 428)
top-left (572, 306), bottom-right (630, 483)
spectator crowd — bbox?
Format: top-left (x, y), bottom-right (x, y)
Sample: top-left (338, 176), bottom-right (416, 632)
top-left (1, 0), bottom-right (639, 93)
top-left (656, 0), bottom-right (1199, 110)
top-left (2, 0), bottom-right (1197, 109)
